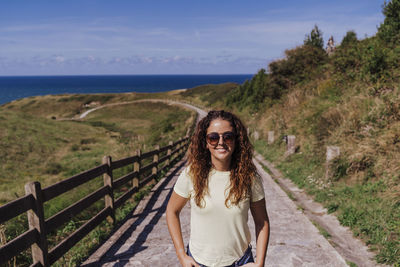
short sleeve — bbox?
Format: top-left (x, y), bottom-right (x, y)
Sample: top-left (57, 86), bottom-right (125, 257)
top-left (251, 174), bottom-right (265, 202)
top-left (173, 166), bottom-right (192, 198)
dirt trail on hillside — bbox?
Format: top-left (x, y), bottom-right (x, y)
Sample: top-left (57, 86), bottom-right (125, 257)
top-left (78, 99), bottom-right (206, 119)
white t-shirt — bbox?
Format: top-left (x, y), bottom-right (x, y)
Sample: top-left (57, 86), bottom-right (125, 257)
top-left (174, 166), bottom-right (265, 266)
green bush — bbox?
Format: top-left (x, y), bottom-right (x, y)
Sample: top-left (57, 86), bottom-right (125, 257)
top-left (361, 39), bottom-right (390, 82)
top-left (269, 45), bottom-right (327, 87)
top-left (226, 69), bottom-right (271, 112)
top-left (332, 43), bottom-right (362, 78)
top-left (304, 24), bottom-right (324, 49)
top-left (378, 0), bottom-right (400, 44)
top-left (226, 44), bottom-right (327, 112)
top-left (341, 30), bottom-right (358, 47)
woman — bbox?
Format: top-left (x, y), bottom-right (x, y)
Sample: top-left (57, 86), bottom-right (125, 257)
top-left (166, 110), bottom-right (270, 267)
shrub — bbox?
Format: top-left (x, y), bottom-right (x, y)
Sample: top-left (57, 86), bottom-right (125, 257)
top-left (269, 45), bottom-right (327, 88)
top-left (361, 39), bottom-right (390, 82)
top-left (226, 69), bottom-right (271, 112)
top-left (304, 25), bottom-right (324, 49)
top-left (341, 30), bottom-right (358, 47)
top-left (226, 43), bottom-right (327, 112)
top-left (378, 0), bottom-right (400, 44)
top-left (332, 42), bottom-right (362, 78)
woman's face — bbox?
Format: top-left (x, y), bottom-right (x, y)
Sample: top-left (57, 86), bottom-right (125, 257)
top-left (206, 118), bottom-right (236, 169)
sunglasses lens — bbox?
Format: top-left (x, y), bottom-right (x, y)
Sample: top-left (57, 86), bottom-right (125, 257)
top-left (223, 132), bottom-right (235, 144)
top-left (206, 133), bottom-right (220, 145)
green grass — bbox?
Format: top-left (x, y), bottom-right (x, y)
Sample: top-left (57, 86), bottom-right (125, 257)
top-left (346, 261), bottom-right (358, 267)
top-left (0, 109), bottom-right (111, 202)
top-left (311, 220), bottom-right (332, 239)
top-left (0, 95), bottom-right (195, 266)
top-left (255, 138), bottom-right (400, 265)
top-left (172, 17), bottom-right (400, 266)
top-left (178, 82), bottom-right (239, 108)
top-left (0, 101), bottom-right (194, 203)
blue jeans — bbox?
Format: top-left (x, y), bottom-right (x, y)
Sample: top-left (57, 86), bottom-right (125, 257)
top-left (186, 245), bottom-right (254, 267)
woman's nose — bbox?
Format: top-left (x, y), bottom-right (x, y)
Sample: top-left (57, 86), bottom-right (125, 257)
top-left (218, 135), bottom-right (224, 145)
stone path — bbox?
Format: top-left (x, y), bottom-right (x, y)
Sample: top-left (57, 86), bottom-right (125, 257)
top-left (82, 155), bottom-right (350, 266)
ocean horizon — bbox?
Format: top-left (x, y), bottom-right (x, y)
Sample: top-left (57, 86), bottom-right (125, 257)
top-left (0, 74), bottom-right (252, 105)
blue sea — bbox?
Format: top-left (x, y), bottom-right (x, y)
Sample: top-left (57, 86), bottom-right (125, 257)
top-left (0, 74), bottom-right (252, 105)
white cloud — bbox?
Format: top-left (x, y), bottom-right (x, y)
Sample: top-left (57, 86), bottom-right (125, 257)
top-left (0, 3), bottom-right (385, 74)
top-left (54, 56), bottom-right (65, 63)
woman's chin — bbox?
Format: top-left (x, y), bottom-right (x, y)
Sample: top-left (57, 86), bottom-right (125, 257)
top-left (211, 152), bottom-right (232, 163)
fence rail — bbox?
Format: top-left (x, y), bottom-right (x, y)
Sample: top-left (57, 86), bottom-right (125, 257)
top-left (0, 136), bottom-right (190, 266)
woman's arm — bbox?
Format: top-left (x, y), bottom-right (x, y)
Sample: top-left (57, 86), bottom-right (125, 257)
top-left (248, 198), bottom-right (270, 267)
top-left (166, 191), bottom-right (199, 267)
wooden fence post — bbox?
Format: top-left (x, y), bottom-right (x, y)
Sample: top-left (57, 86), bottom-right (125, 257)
top-left (183, 137), bottom-right (188, 154)
top-left (25, 181), bottom-right (49, 266)
top-left (133, 149), bottom-right (141, 189)
top-left (102, 156), bottom-right (115, 224)
top-left (183, 138), bottom-right (188, 154)
top-left (167, 141), bottom-right (173, 167)
top-left (178, 137), bottom-right (183, 155)
top-left (152, 145), bottom-right (160, 183)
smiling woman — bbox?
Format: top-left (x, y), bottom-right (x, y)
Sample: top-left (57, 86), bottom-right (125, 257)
top-left (166, 110), bottom-right (270, 267)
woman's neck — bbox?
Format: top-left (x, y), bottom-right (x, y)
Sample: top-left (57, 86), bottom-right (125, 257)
top-left (211, 159), bottom-right (231, 171)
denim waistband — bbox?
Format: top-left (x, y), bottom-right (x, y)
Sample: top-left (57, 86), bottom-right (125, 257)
top-left (186, 244), bottom-right (254, 267)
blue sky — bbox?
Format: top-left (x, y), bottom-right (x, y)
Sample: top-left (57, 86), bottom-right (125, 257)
top-left (0, 0), bottom-right (385, 75)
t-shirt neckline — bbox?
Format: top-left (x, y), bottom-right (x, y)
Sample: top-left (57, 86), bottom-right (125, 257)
top-left (211, 168), bottom-right (231, 175)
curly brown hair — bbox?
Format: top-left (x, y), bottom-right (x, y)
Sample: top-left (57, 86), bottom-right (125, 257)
top-left (187, 110), bottom-right (257, 208)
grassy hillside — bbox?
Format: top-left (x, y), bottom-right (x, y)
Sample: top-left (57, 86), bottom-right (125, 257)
top-left (2, 89), bottom-right (186, 120)
top-left (0, 100), bottom-right (194, 204)
top-left (178, 3), bottom-right (400, 265)
top-left (0, 96), bottom-right (195, 266)
top-left (178, 82), bottom-right (239, 108)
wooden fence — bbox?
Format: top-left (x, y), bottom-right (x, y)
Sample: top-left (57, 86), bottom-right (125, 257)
top-left (0, 136), bottom-right (190, 266)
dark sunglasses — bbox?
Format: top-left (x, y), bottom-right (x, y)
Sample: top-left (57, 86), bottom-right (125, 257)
top-left (206, 131), bottom-right (236, 146)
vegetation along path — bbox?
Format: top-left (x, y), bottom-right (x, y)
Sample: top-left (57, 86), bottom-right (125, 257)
top-left (81, 102), bottom-right (380, 266)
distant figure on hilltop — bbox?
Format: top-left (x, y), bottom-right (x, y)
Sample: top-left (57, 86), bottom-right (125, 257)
top-left (166, 110), bottom-right (270, 266)
top-left (326, 36), bottom-right (336, 55)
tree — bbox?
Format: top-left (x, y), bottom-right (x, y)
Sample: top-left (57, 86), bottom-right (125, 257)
top-left (341, 30), bottom-right (358, 47)
top-left (378, 0), bottom-right (400, 43)
top-left (304, 25), bottom-right (324, 49)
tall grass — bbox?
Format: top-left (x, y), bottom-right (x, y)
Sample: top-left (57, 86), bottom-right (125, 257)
top-left (0, 96), bottom-right (195, 266)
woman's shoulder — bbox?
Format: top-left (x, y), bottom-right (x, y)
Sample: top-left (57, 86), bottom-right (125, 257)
top-left (179, 164), bottom-right (193, 180)
top-left (250, 172), bottom-right (265, 201)
top-left (174, 164), bottom-right (194, 198)
top-left (183, 164), bottom-right (192, 174)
